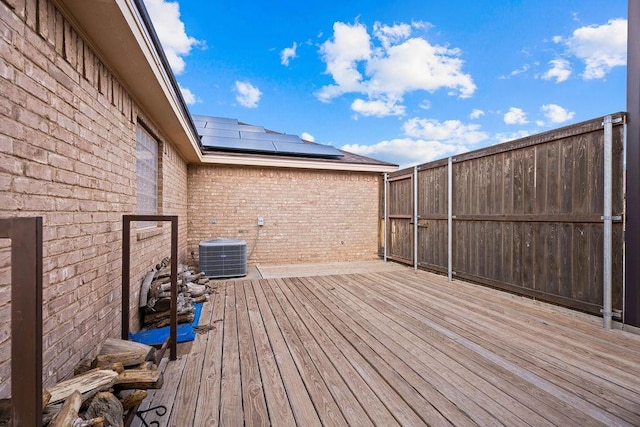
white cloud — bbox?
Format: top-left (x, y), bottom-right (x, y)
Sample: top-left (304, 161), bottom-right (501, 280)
top-left (565, 18), bottom-right (627, 79)
top-left (301, 132), bottom-right (315, 142)
top-left (402, 118), bottom-right (488, 144)
top-left (179, 84), bottom-right (198, 105)
top-left (469, 109), bottom-right (484, 119)
top-left (495, 130), bottom-right (531, 143)
top-left (500, 64), bottom-right (530, 79)
top-left (341, 116), bottom-right (486, 167)
top-left (542, 58), bottom-right (572, 83)
top-left (373, 22), bottom-right (412, 49)
top-left (317, 21), bottom-right (372, 101)
top-left (341, 138), bottom-right (466, 167)
top-left (317, 20), bottom-right (475, 117)
top-left (366, 37), bottom-right (476, 98)
top-left (143, 0), bottom-right (203, 75)
top-left (504, 107), bottom-right (528, 125)
top-left (351, 97), bottom-right (405, 117)
top-left (541, 104), bottom-right (575, 124)
top-left (234, 81), bottom-right (262, 108)
top-left (281, 42), bottom-right (298, 66)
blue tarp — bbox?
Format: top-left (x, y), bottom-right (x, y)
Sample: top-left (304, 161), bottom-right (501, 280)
top-left (129, 302), bottom-right (203, 346)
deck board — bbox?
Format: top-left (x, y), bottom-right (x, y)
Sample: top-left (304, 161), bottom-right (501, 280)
top-left (137, 267), bottom-right (640, 426)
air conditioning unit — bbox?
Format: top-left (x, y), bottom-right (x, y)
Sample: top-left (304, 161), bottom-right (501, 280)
top-left (199, 238), bottom-right (247, 278)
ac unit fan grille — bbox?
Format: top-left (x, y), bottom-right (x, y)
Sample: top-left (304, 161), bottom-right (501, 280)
top-left (199, 238), bottom-right (247, 278)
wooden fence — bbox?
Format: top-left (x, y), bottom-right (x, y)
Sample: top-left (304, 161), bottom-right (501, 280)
top-left (383, 113), bottom-right (626, 317)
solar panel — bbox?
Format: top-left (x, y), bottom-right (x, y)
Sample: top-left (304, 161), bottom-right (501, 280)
top-left (194, 114), bottom-right (343, 158)
top-left (201, 135), bottom-right (276, 152)
top-left (201, 122), bottom-right (246, 131)
top-left (240, 131), bottom-right (300, 142)
top-left (236, 124), bottom-right (266, 133)
top-left (274, 141), bottom-right (343, 157)
top-left (198, 127), bottom-right (240, 138)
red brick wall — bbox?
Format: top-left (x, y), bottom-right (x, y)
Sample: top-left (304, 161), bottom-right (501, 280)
top-left (0, 0), bottom-right (189, 394)
top-left (187, 165), bottom-right (383, 266)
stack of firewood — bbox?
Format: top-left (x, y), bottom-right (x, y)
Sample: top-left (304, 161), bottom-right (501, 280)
top-left (140, 258), bottom-right (212, 329)
top-left (43, 339), bottom-right (162, 426)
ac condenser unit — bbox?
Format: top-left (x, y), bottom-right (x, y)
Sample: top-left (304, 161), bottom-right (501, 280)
top-left (199, 238), bottom-right (247, 278)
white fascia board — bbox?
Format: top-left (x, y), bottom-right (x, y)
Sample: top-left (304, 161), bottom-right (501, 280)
top-left (115, 0), bottom-right (202, 161)
top-left (201, 154), bottom-right (398, 173)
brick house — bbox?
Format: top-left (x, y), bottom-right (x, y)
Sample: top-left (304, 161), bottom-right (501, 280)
top-left (0, 0), bottom-right (396, 397)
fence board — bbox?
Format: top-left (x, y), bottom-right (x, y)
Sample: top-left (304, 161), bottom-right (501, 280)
top-left (385, 113), bottom-right (625, 317)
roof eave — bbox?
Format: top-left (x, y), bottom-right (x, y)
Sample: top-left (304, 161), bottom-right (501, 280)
top-left (201, 154), bottom-right (398, 173)
top-left (53, 0), bottom-right (203, 163)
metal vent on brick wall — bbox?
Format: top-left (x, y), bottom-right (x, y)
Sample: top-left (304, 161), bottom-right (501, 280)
top-left (199, 238), bottom-right (248, 278)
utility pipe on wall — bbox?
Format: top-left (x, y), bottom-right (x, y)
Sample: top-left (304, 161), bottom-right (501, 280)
top-left (603, 115), bottom-right (613, 329)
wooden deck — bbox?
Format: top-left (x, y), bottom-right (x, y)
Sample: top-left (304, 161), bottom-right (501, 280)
top-left (132, 268), bottom-right (640, 426)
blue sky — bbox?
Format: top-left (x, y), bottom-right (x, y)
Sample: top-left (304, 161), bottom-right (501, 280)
top-left (144, 0), bottom-right (628, 167)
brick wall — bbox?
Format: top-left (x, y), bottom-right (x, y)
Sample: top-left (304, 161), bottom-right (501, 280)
top-left (0, 0), bottom-right (189, 395)
top-left (187, 165), bottom-right (383, 266)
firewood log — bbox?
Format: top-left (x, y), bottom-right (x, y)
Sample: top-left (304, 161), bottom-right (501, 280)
top-left (50, 390), bottom-right (82, 427)
top-left (115, 369), bottom-right (164, 390)
top-left (120, 390), bottom-right (148, 410)
top-left (46, 370), bottom-right (119, 405)
top-left (73, 416), bottom-right (105, 427)
top-left (86, 392), bottom-right (124, 427)
top-left (139, 270), bottom-right (156, 308)
top-left (43, 389), bottom-right (52, 408)
top-left (95, 351), bottom-right (147, 368)
top-left (98, 338), bottom-right (155, 361)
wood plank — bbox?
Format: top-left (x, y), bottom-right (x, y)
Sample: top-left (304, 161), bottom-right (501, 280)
top-left (348, 274), bottom-right (604, 425)
top-left (193, 284), bottom-right (225, 427)
top-left (402, 271), bottom-right (640, 379)
top-left (235, 282), bottom-right (269, 425)
top-left (300, 276), bottom-right (457, 426)
top-left (219, 283), bottom-right (243, 426)
top-left (283, 278), bottom-right (428, 426)
top-left (260, 279), bottom-right (348, 426)
top-left (167, 297), bottom-right (213, 426)
top-left (276, 278), bottom-right (399, 426)
top-left (269, 278), bottom-right (375, 427)
top-left (371, 271), bottom-right (640, 425)
top-left (252, 280), bottom-right (322, 426)
top-left (243, 281), bottom-right (297, 426)
top-left (318, 274), bottom-right (528, 426)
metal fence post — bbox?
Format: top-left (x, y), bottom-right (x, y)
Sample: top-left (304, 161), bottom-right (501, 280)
top-left (448, 157), bottom-right (453, 281)
top-left (414, 166), bottom-right (418, 270)
top-left (383, 173), bottom-right (388, 262)
top-left (603, 116), bottom-right (613, 329)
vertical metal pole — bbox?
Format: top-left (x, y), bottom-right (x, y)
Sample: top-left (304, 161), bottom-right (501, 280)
top-left (383, 173), bottom-right (388, 262)
top-left (122, 216), bottom-right (131, 340)
top-left (170, 216), bottom-right (178, 361)
top-left (603, 116), bottom-right (613, 329)
top-left (626, 0), bottom-right (640, 327)
top-left (448, 157), bottom-right (453, 281)
top-left (2, 217), bottom-right (43, 427)
top-left (414, 166), bottom-right (418, 270)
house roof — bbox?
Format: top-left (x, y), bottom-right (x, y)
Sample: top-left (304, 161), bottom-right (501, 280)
top-left (54, 0), bottom-right (398, 173)
top-left (194, 116), bottom-right (396, 172)
top-left (193, 115), bottom-right (345, 159)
